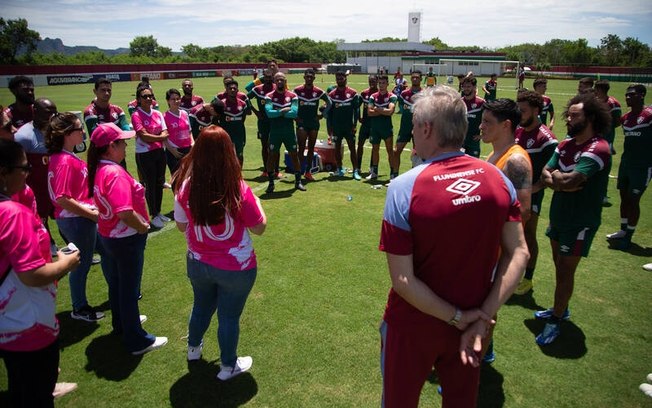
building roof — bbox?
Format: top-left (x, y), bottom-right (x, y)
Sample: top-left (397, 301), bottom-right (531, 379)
top-left (337, 42), bottom-right (434, 52)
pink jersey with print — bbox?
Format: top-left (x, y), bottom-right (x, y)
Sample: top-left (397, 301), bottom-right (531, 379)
top-left (380, 152), bottom-right (521, 326)
top-left (47, 151), bottom-right (95, 219)
top-left (174, 180), bottom-right (265, 271)
top-left (131, 108), bottom-right (167, 153)
top-left (0, 198), bottom-right (58, 352)
top-left (164, 110), bottom-right (192, 149)
top-left (180, 95), bottom-right (204, 112)
top-left (94, 160), bottom-right (149, 238)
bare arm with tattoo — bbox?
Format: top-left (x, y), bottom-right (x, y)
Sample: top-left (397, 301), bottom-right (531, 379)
top-left (503, 154), bottom-right (532, 223)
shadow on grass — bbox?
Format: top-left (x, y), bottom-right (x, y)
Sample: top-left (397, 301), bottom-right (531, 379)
top-left (169, 359), bottom-right (258, 407)
top-left (606, 240), bottom-right (652, 258)
top-left (478, 363), bottom-right (505, 408)
top-left (504, 291), bottom-right (545, 311)
top-left (524, 319), bottom-right (587, 359)
top-left (425, 363), bottom-right (505, 408)
top-left (57, 310), bottom-right (102, 349)
top-left (84, 334), bottom-right (143, 381)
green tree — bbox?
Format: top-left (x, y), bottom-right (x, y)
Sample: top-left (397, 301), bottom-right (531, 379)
top-left (621, 37), bottom-right (649, 66)
top-left (0, 18), bottom-right (41, 64)
top-left (130, 35), bottom-right (171, 58)
top-left (599, 34), bottom-right (623, 66)
top-left (424, 37), bottom-right (449, 50)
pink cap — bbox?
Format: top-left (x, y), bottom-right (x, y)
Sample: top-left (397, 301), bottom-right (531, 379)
top-left (91, 123), bottom-right (135, 147)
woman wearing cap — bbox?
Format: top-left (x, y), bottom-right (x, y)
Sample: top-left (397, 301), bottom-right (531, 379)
top-left (46, 112), bottom-right (104, 323)
top-left (0, 139), bottom-right (80, 407)
top-left (131, 83), bottom-right (169, 229)
top-left (87, 123), bottom-right (167, 355)
top-left (173, 125), bottom-right (266, 380)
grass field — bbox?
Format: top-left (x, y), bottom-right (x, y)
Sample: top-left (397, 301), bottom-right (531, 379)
top-left (0, 75), bottom-right (651, 407)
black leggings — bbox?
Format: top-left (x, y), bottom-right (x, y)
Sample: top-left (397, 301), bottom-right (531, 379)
top-left (136, 148), bottom-right (166, 217)
top-left (1, 339), bottom-right (60, 408)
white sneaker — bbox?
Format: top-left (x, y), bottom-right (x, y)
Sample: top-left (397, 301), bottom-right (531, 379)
top-left (365, 172), bottom-right (378, 180)
top-left (217, 356), bottom-right (252, 381)
top-left (132, 336), bottom-right (168, 355)
top-left (150, 216), bottom-right (164, 229)
top-left (640, 383), bottom-right (652, 398)
top-left (158, 213), bottom-right (171, 222)
top-left (643, 263), bottom-right (652, 272)
top-left (606, 230), bottom-right (626, 239)
top-left (140, 315), bottom-right (147, 324)
top-left (187, 342), bottom-right (203, 361)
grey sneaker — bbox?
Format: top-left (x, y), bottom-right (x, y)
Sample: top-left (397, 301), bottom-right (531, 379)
top-left (187, 342), bottom-right (203, 361)
top-left (217, 356), bottom-right (252, 381)
top-left (71, 305), bottom-right (105, 322)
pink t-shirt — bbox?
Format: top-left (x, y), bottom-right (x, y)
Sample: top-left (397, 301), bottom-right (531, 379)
top-left (94, 160), bottom-right (149, 238)
top-left (0, 197), bottom-right (58, 351)
top-left (48, 150), bottom-right (95, 219)
top-left (174, 180), bottom-right (264, 271)
top-left (164, 110), bottom-right (192, 149)
top-left (131, 107), bottom-right (167, 153)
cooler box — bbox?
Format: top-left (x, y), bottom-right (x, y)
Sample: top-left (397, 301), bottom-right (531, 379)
top-left (285, 150), bottom-right (321, 174)
top-left (313, 140), bottom-right (338, 171)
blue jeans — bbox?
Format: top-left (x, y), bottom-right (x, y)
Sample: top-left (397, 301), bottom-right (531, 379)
top-left (187, 255), bottom-right (256, 367)
top-left (99, 233), bottom-right (154, 353)
top-left (56, 216), bottom-right (99, 311)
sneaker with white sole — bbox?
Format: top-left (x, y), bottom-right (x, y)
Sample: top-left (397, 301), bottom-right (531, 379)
top-left (131, 336), bottom-right (168, 355)
top-left (534, 308), bottom-right (570, 321)
top-left (535, 322), bottom-right (560, 346)
top-left (150, 215), bottom-right (164, 229)
top-left (71, 305), bottom-right (105, 322)
top-left (53, 382), bottom-right (78, 399)
top-left (140, 315), bottom-right (147, 324)
top-left (365, 172), bottom-right (378, 181)
top-left (640, 383), bottom-right (652, 398)
top-left (158, 213), bottom-right (171, 222)
top-left (606, 230), bottom-right (626, 239)
top-left (187, 342), bottom-right (203, 361)
top-left (217, 356), bottom-right (252, 380)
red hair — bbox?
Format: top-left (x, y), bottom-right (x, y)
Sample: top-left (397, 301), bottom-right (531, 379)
top-left (173, 125), bottom-right (242, 225)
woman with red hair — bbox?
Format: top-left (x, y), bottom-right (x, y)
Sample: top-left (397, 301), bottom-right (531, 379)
top-left (173, 125), bottom-right (267, 381)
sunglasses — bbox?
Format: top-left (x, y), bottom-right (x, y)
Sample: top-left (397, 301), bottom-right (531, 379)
top-left (10, 163), bottom-right (32, 173)
top-left (140, 94), bottom-right (154, 99)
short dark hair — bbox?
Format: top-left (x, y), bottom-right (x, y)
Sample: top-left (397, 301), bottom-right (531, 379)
top-left (627, 84), bottom-right (646, 97)
top-left (461, 76), bottom-right (477, 86)
top-left (0, 139), bottom-right (25, 169)
top-left (579, 77), bottom-right (594, 87)
top-left (166, 88), bottom-right (181, 100)
top-left (304, 68), bottom-right (315, 76)
top-left (516, 90), bottom-right (544, 113)
top-left (210, 99), bottom-right (225, 117)
top-left (227, 80), bottom-right (239, 88)
top-left (565, 93), bottom-right (612, 137)
top-left (594, 80), bottom-right (610, 93)
top-left (533, 77), bottom-right (547, 88)
top-left (484, 98), bottom-right (521, 133)
top-left (94, 77), bottom-right (111, 90)
top-left (377, 75), bottom-right (389, 82)
top-left (8, 75), bottom-right (33, 91)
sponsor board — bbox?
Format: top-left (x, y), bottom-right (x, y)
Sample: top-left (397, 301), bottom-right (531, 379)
top-left (166, 72), bottom-right (193, 79)
top-left (192, 71), bottom-right (217, 78)
top-left (93, 73), bottom-right (132, 82)
top-left (130, 72), bottom-right (164, 81)
top-left (47, 75), bottom-right (95, 85)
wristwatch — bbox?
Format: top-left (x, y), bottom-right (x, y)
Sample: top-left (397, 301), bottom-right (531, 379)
top-left (448, 308), bottom-right (462, 326)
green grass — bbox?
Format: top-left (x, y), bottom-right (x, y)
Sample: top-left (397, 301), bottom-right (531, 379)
top-left (0, 76), bottom-right (651, 407)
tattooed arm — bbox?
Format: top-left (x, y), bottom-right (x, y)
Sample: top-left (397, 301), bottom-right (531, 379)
top-left (503, 154), bottom-right (532, 223)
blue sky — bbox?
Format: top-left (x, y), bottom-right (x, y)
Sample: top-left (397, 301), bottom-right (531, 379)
top-left (4, 0), bottom-right (651, 51)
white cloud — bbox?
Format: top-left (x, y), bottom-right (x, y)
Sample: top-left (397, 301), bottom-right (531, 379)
top-left (2, 0), bottom-right (650, 50)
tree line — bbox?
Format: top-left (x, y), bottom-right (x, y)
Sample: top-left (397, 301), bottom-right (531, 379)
top-left (1, 18), bottom-right (650, 68)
